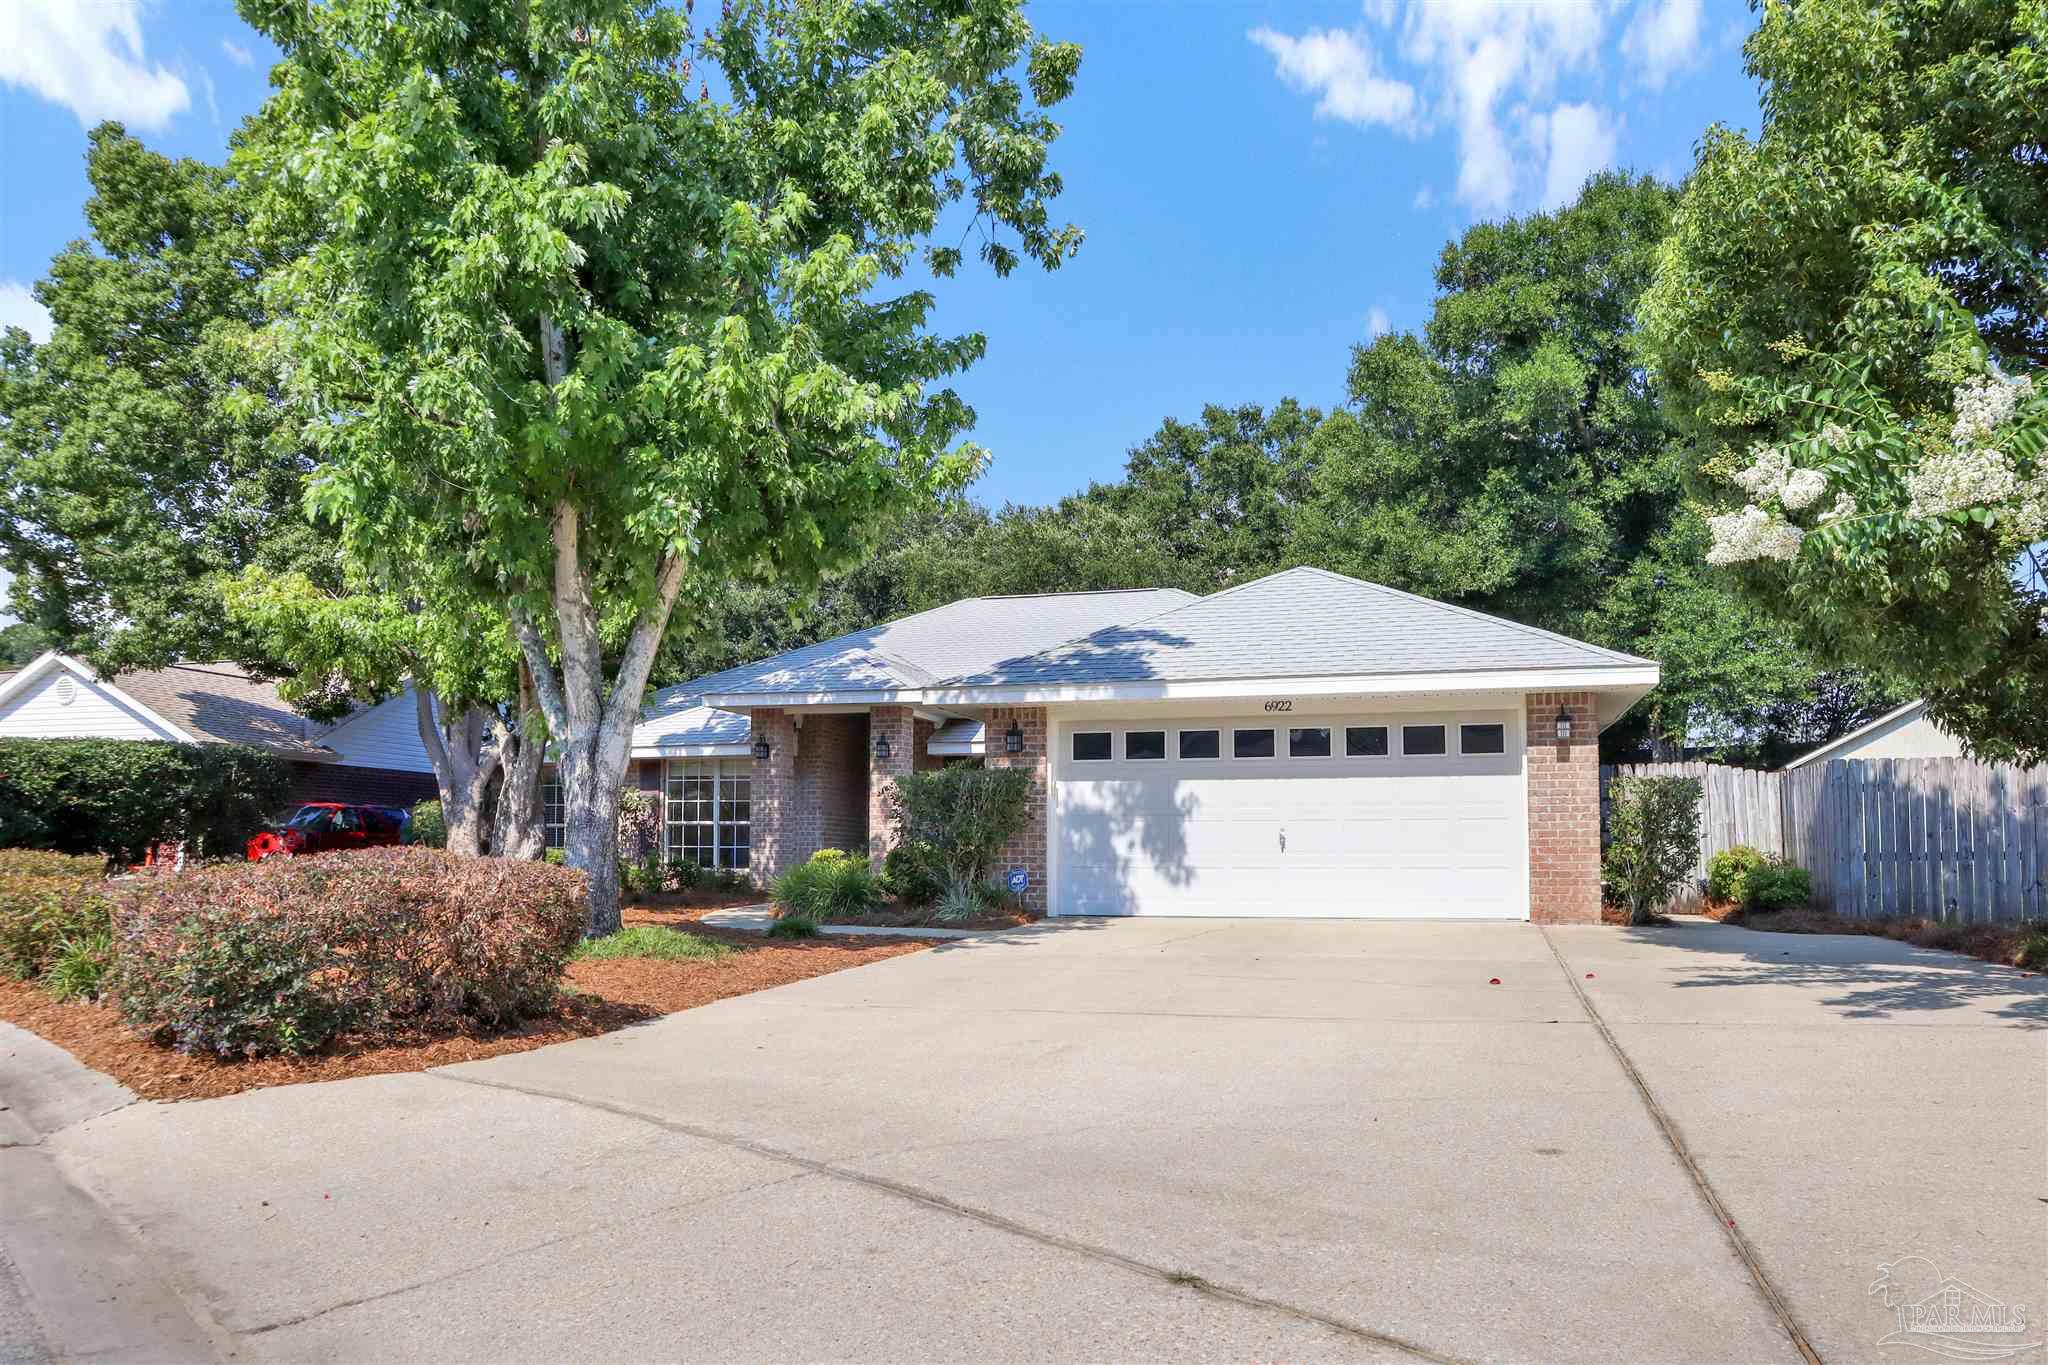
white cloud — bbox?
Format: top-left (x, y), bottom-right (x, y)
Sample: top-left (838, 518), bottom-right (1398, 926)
top-left (0, 281), bottom-right (52, 343)
top-left (1621, 0), bottom-right (1704, 91)
top-left (1366, 306), bottom-right (1393, 338)
top-left (1535, 102), bottom-right (1618, 208)
top-left (221, 37), bottom-right (253, 67)
top-left (199, 70), bottom-right (221, 129)
top-left (1254, 0), bottom-right (1636, 213)
top-left (1411, 184), bottom-right (1436, 211)
top-left (1248, 27), bottom-right (1417, 129)
top-left (0, 0), bottom-right (189, 131)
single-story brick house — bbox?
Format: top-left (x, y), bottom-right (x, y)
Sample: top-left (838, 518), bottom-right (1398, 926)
top-left (607, 566), bottom-right (1659, 921)
top-left (0, 652), bottom-right (441, 810)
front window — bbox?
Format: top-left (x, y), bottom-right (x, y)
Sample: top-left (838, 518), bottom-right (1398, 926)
top-left (666, 759), bottom-right (751, 869)
top-left (541, 776), bottom-right (566, 850)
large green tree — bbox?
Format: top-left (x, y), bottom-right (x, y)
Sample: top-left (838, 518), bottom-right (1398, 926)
top-left (1645, 0), bottom-right (2048, 764)
top-left (0, 125), bottom-right (335, 671)
top-left (244, 0), bottom-right (1083, 931)
top-left (1294, 172), bottom-right (1841, 756)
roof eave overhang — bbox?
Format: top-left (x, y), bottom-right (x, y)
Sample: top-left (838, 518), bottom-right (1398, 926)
top-left (923, 666), bottom-right (1662, 708)
top-left (697, 688), bottom-right (923, 709)
top-left (630, 742), bottom-right (754, 759)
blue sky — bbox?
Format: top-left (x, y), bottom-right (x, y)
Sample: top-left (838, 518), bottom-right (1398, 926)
top-left (1, 0), bottom-right (1760, 530)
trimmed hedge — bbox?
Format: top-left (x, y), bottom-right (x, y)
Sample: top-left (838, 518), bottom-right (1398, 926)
top-left (111, 848), bottom-right (587, 1058)
top-left (0, 738), bottom-right (292, 863)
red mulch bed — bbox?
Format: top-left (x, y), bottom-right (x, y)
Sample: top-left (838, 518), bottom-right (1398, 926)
top-left (625, 886), bottom-right (764, 911)
top-left (0, 930), bottom-right (926, 1104)
top-left (1718, 905), bottom-right (2047, 970)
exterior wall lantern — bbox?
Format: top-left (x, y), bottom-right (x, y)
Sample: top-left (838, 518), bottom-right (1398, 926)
top-left (1005, 720), bottom-right (1025, 754)
top-left (874, 733), bottom-right (893, 763)
top-left (1553, 706), bottom-right (1573, 742)
top-left (752, 736), bottom-right (771, 760)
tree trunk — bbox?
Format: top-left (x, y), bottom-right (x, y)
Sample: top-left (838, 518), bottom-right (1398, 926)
top-left (490, 665), bottom-right (548, 860)
top-left (517, 312), bottom-right (688, 934)
top-left (412, 687), bottom-right (501, 857)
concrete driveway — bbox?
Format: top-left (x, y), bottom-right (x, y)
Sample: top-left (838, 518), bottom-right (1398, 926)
top-left (11, 918), bottom-right (2046, 1363)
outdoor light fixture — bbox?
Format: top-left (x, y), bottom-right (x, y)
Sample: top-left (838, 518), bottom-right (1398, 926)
top-left (752, 736), bottom-right (771, 760)
top-left (874, 733), bottom-right (893, 763)
top-left (1553, 707), bottom-right (1573, 742)
top-left (1005, 720), bottom-right (1024, 754)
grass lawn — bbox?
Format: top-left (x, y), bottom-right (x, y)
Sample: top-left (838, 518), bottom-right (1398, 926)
top-left (0, 919), bottom-right (925, 1103)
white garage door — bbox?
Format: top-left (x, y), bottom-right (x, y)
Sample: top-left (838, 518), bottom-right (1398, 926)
top-left (1052, 711), bottom-right (1526, 919)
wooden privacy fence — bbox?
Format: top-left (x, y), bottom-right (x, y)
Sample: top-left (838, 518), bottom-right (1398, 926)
top-left (1601, 758), bottom-right (2048, 923)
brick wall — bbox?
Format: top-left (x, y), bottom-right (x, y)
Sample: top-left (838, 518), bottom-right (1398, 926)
top-left (287, 762), bottom-right (439, 811)
top-left (866, 705), bottom-right (915, 864)
top-left (798, 713), bottom-right (868, 858)
top-left (1526, 691), bottom-right (1601, 924)
top-left (912, 718), bottom-right (941, 772)
top-left (983, 705), bottom-right (1049, 915)
top-left (750, 708), bottom-right (800, 880)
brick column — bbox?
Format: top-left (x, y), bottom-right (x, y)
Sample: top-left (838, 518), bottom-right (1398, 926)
top-left (1526, 691), bottom-right (1601, 924)
top-left (866, 704), bottom-right (916, 865)
top-left (984, 706), bottom-right (1049, 916)
top-left (750, 708), bottom-right (799, 883)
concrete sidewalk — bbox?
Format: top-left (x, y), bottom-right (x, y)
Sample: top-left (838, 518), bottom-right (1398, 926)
top-left (10, 918), bottom-right (2046, 1363)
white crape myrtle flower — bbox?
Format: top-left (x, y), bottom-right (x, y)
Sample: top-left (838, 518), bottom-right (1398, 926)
top-left (1819, 422), bottom-right (1852, 451)
top-left (1951, 373), bottom-right (2034, 445)
top-left (1731, 443), bottom-right (1791, 499)
top-left (1780, 466), bottom-right (1828, 511)
top-left (1706, 504), bottom-right (1806, 565)
top-left (1818, 491), bottom-right (1858, 524)
top-left (1904, 445), bottom-right (2019, 518)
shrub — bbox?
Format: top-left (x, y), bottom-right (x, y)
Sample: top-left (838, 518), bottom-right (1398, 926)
top-left (111, 848), bottom-right (587, 1057)
top-left (880, 841), bottom-right (944, 907)
top-left (543, 847), bottom-right (567, 865)
top-left (0, 737), bottom-right (291, 863)
top-left (0, 848), bottom-right (111, 879)
top-left (2017, 925), bottom-right (2048, 970)
top-left (771, 849), bottom-right (881, 920)
top-left (932, 878), bottom-right (983, 923)
top-left (886, 767), bottom-right (1033, 889)
top-left (667, 856), bottom-right (703, 890)
top-left (616, 789), bottom-right (660, 861)
top-left (1744, 859), bottom-right (1812, 911)
top-left (765, 916), bottom-right (819, 939)
top-left (1706, 845), bottom-right (1767, 904)
top-left (621, 852), bottom-right (665, 902)
top-left (408, 799), bottom-right (448, 848)
top-left (44, 930), bottom-right (115, 1001)
top-left (1602, 776), bottom-right (1704, 926)
top-left (0, 862), bottom-right (120, 982)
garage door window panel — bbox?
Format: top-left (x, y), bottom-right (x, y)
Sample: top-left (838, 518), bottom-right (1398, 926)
top-left (1232, 728), bottom-right (1276, 759)
top-left (1289, 727), bottom-right (1332, 758)
top-left (1125, 730), bottom-right (1167, 761)
top-left (1345, 726), bottom-right (1388, 757)
top-left (1178, 729), bottom-right (1221, 760)
top-left (1072, 731), bottom-right (1112, 762)
top-left (1402, 724), bottom-right (1446, 756)
top-left (1460, 723), bottom-right (1506, 755)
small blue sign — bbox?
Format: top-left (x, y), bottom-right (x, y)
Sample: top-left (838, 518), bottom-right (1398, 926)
top-left (1006, 867), bottom-right (1030, 893)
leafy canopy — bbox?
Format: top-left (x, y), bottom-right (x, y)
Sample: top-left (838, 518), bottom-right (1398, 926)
top-left (1645, 0), bottom-right (2048, 763)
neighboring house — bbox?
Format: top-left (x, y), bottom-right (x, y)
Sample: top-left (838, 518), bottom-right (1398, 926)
top-left (608, 566), bottom-right (1659, 921)
top-left (0, 652), bottom-right (439, 810)
top-left (1782, 699), bottom-right (1964, 769)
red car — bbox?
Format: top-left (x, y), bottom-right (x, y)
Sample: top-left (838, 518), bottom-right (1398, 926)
top-left (246, 803), bottom-right (407, 861)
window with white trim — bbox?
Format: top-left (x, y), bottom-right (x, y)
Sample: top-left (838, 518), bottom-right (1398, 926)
top-left (1072, 731), bottom-right (1112, 761)
top-left (1125, 730), bottom-right (1166, 761)
top-left (665, 759), bottom-right (751, 869)
top-left (541, 775), bottom-right (566, 850)
top-left (1459, 723), bottom-right (1506, 754)
top-left (1233, 728), bottom-right (1276, 758)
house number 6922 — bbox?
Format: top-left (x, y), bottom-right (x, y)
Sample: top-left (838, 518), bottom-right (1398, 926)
top-left (1263, 699), bottom-right (1294, 713)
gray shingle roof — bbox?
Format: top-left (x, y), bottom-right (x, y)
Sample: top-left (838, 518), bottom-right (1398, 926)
top-left (633, 700), bottom-right (752, 752)
top-left (660, 588), bottom-right (1197, 701)
top-left (942, 567), bottom-right (1651, 687)
top-left (111, 662), bottom-right (338, 758)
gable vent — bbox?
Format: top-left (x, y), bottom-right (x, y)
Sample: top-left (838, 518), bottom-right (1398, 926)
top-left (53, 674), bottom-right (77, 706)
